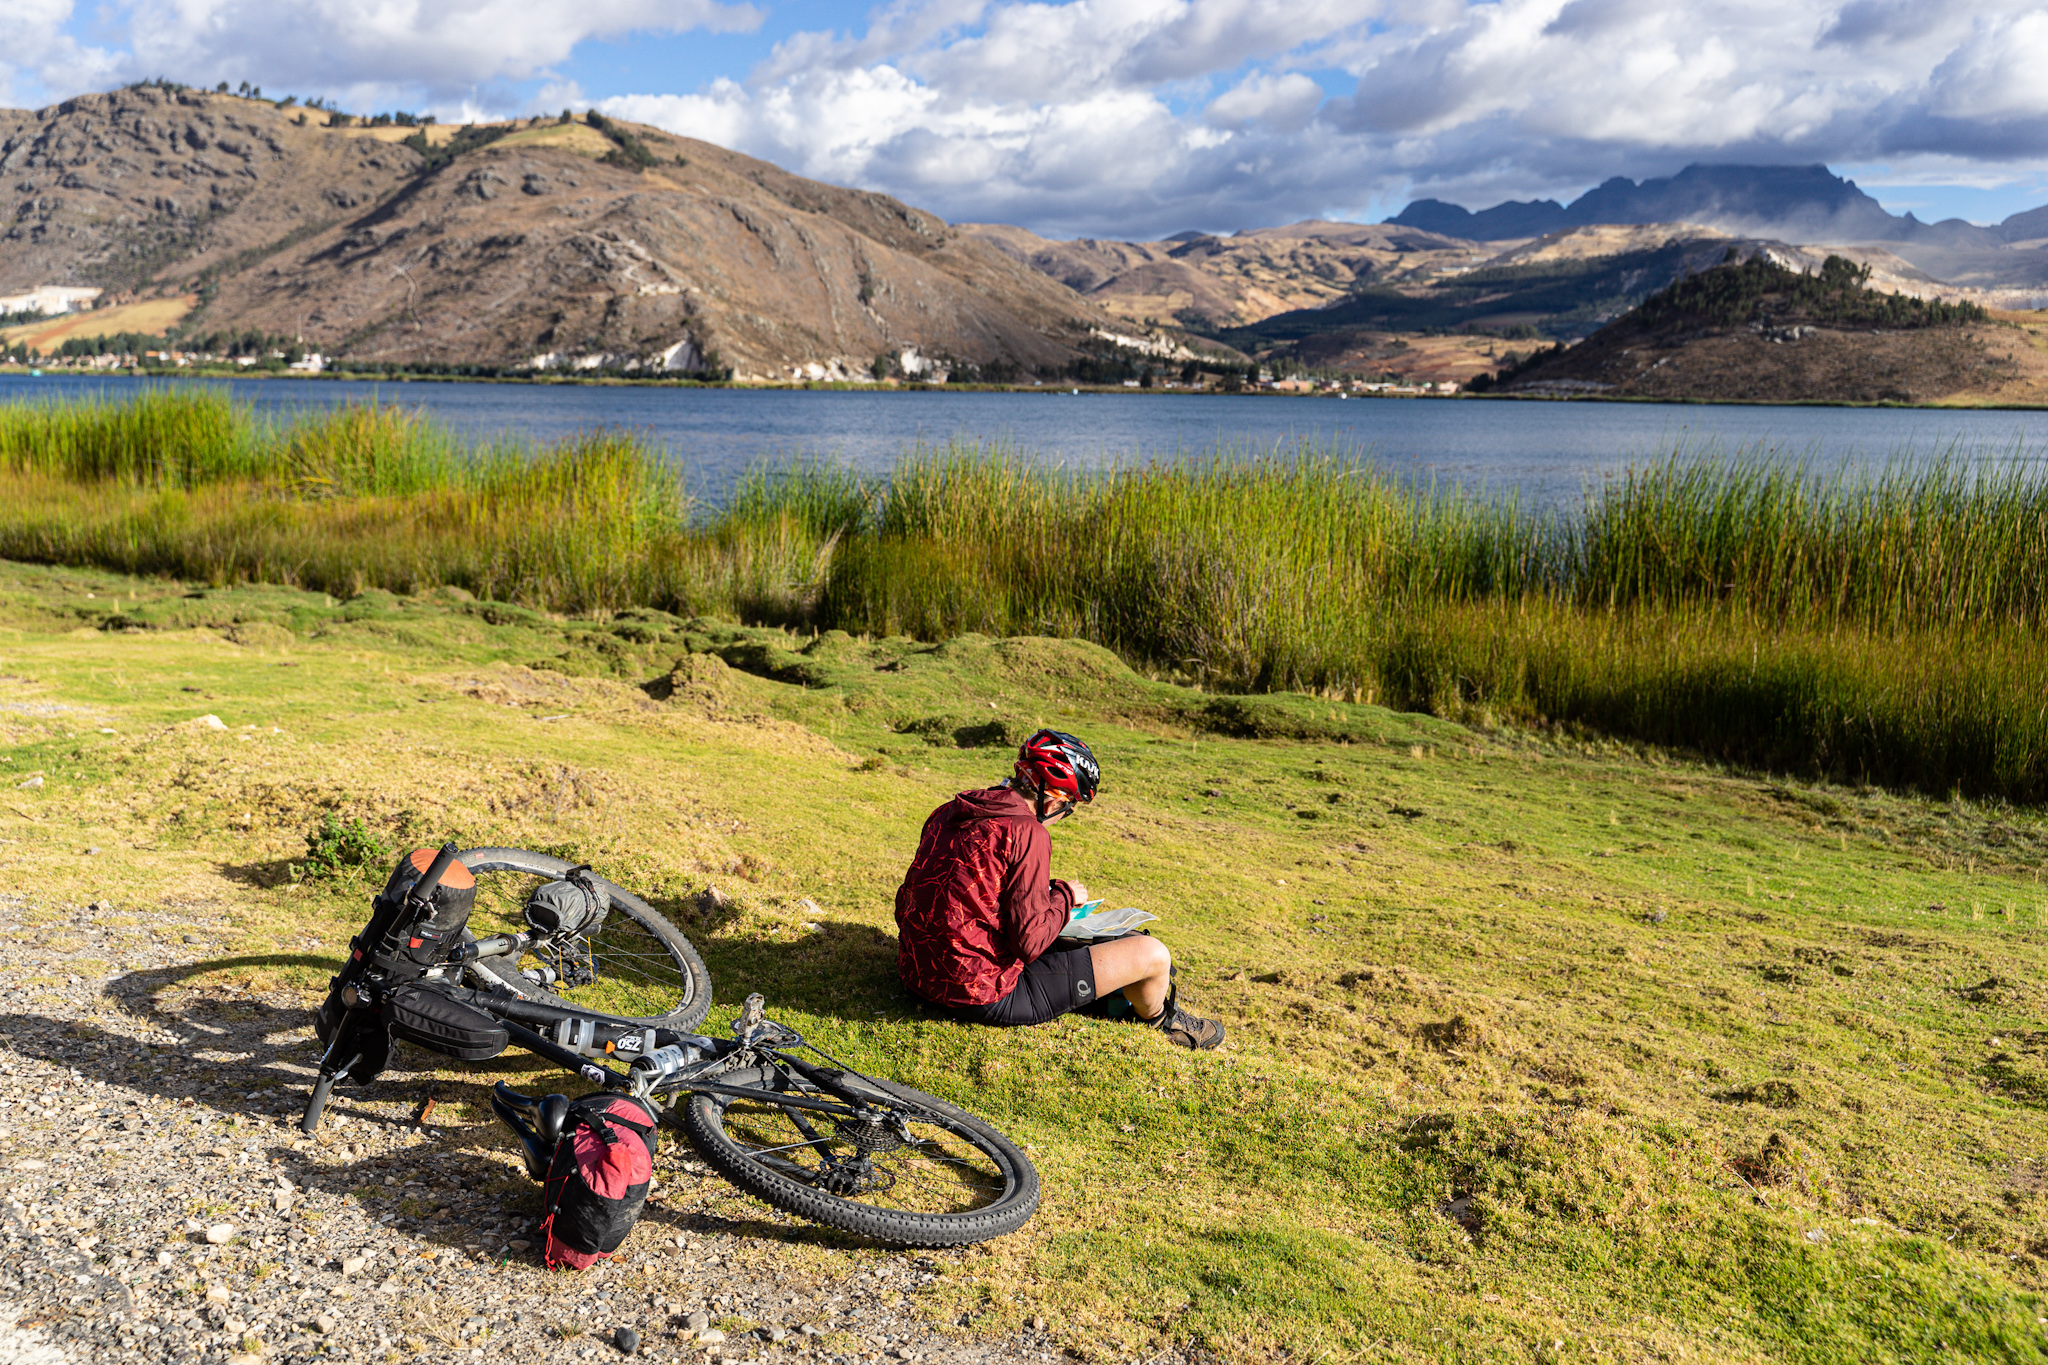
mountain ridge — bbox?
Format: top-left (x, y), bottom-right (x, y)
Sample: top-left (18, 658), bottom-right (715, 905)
top-left (0, 84), bottom-right (1124, 379)
top-left (1389, 163), bottom-right (2038, 249)
top-left (957, 220), bottom-right (1485, 332)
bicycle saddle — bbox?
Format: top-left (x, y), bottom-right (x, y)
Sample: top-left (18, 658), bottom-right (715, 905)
top-left (491, 1082), bottom-right (570, 1180)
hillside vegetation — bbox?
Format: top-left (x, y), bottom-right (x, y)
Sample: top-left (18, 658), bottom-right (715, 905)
top-left (1486, 254), bottom-right (2025, 402)
top-left (1223, 239), bottom-right (1717, 349)
top-left (7, 393), bottom-right (2048, 803)
top-left (960, 220), bottom-right (1481, 332)
top-left (1630, 254), bottom-right (1986, 330)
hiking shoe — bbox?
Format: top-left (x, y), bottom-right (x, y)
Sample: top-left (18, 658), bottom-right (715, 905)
top-left (1153, 1003), bottom-right (1225, 1050)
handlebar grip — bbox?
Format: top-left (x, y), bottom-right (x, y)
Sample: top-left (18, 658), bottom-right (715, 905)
top-left (408, 842), bottom-right (461, 906)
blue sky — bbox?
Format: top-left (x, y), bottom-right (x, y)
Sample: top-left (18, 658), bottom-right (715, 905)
top-left (14, 1), bottom-right (2048, 240)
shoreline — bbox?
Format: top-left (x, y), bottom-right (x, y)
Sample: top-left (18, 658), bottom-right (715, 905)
top-left (1, 366), bottom-right (2044, 409)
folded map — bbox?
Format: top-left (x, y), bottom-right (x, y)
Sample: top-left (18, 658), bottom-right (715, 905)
top-left (1057, 899), bottom-right (1159, 941)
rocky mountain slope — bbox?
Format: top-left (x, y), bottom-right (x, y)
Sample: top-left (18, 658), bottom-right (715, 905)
top-left (0, 85), bottom-right (1119, 379)
top-left (961, 167), bottom-right (2048, 361)
top-left (959, 220), bottom-right (1483, 331)
top-left (1216, 226), bottom-right (1767, 363)
top-left (971, 210), bottom-right (2042, 377)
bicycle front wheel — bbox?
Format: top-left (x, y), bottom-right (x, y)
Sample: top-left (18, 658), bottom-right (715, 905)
top-left (678, 1065), bottom-right (1038, 1246)
top-left (455, 846), bottom-right (712, 1029)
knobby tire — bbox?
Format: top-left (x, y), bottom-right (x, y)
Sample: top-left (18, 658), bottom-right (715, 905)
top-left (677, 1065), bottom-right (1038, 1246)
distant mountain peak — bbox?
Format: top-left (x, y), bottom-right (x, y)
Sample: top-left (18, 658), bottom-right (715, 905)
top-left (1386, 163), bottom-right (2028, 249)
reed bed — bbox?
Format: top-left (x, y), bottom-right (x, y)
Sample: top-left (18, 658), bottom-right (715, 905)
top-left (1580, 450), bottom-right (2048, 629)
top-left (2, 391), bottom-right (2043, 799)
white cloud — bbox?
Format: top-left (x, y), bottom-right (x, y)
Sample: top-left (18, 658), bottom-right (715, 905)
top-left (2, 0), bottom-right (125, 108)
top-left (1923, 12), bottom-right (2048, 121)
top-left (11, 0), bottom-right (2048, 236)
top-left (11, 0), bottom-right (761, 114)
top-left (1206, 72), bottom-right (1324, 131)
top-left (593, 0), bottom-right (2048, 236)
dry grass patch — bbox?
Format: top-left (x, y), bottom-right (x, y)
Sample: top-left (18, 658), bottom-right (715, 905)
top-left (0, 297), bottom-right (197, 353)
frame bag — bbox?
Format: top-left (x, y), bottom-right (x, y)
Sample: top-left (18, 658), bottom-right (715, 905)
top-left (380, 982), bottom-right (508, 1061)
top-left (540, 1094), bottom-right (659, 1269)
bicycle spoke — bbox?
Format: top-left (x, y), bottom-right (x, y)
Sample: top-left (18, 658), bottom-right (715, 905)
top-left (884, 1166), bottom-right (1004, 1197)
top-left (714, 1089), bottom-right (1014, 1215)
top-left (725, 1136), bottom-right (837, 1159)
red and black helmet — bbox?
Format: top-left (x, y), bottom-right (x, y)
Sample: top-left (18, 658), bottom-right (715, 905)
top-left (1016, 728), bottom-right (1099, 804)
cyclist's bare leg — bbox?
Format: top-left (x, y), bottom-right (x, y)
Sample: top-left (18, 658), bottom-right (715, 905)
top-left (1088, 935), bottom-right (1171, 1018)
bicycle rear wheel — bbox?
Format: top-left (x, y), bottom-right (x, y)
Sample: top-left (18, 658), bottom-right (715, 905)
top-left (678, 1065), bottom-right (1038, 1246)
top-left (455, 847), bottom-right (711, 1030)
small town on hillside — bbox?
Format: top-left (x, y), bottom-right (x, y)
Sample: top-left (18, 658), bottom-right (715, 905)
top-left (0, 284), bottom-right (1461, 393)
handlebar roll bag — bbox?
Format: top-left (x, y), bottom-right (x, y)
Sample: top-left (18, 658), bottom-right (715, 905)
top-left (380, 981), bottom-right (509, 1061)
top-left (524, 873), bottom-right (608, 937)
top-left (377, 848), bottom-right (478, 973)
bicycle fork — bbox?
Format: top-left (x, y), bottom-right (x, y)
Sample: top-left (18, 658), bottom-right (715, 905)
top-left (300, 1006), bottom-right (382, 1134)
top-left (299, 1039), bottom-right (360, 1134)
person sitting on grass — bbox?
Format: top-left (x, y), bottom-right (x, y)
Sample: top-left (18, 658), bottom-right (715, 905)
top-left (894, 728), bottom-right (1224, 1049)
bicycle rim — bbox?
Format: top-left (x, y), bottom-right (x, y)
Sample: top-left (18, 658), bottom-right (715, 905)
top-left (679, 1065), bottom-right (1038, 1246)
top-left (455, 846), bottom-right (710, 1028)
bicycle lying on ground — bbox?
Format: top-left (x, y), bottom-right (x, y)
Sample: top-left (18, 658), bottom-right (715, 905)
top-left (300, 844), bottom-right (1039, 1246)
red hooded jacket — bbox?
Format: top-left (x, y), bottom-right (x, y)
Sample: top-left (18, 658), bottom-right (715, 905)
top-left (895, 786), bottom-right (1078, 1007)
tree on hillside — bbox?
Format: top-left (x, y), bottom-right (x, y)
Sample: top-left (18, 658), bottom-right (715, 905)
top-left (1635, 253), bottom-right (1985, 330)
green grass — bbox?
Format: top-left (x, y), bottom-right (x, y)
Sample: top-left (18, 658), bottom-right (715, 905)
top-left (3, 562), bottom-right (2047, 1362)
top-left (4, 391), bottom-right (2048, 802)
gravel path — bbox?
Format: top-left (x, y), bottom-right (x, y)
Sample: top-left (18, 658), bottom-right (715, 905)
top-left (0, 901), bottom-right (1100, 1365)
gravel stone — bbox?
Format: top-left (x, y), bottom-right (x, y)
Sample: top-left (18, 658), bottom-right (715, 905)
top-left (0, 898), bottom-right (1145, 1364)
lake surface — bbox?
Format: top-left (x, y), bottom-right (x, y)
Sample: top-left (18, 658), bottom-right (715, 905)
top-left (3, 373), bottom-right (2042, 509)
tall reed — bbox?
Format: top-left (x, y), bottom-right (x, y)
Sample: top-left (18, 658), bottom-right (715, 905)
top-left (3, 391), bottom-right (2043, 799)
top-left (1578, 449), bottom-right (2048, 630)
top-left (0, 390), bottom-right (256, 487)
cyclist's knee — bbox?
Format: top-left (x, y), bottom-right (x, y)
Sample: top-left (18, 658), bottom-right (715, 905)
top-left (1136, 933), bottom-right (1171, 978)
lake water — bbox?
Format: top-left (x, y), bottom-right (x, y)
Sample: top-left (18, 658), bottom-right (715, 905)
top-left (3, 373), bottom-right (2042, 509)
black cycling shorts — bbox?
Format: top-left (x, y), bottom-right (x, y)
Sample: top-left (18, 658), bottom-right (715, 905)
top-left (947, 941), bottom-right (1100, 1028)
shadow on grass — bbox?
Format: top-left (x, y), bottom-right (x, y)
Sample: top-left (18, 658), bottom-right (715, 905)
top-left (217, 857), bottom-right (304, 891)
top-left (686, 918), bottom-right (956, 1028)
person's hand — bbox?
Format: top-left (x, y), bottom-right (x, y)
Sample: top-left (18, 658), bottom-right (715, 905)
top-left (1060, 879), bottom-right (1091, 906)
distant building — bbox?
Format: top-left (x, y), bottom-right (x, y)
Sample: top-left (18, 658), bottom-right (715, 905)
top-left (0, 286), bottom-right (102, 316)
